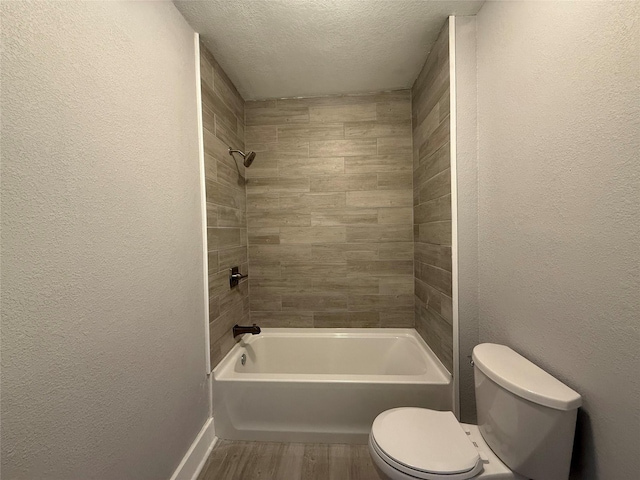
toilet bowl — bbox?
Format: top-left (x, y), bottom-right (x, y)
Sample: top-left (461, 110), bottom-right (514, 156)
top-left (368, 344), bottom-right (582, 480)
top-left (368, 408), bottom-right (525, 480)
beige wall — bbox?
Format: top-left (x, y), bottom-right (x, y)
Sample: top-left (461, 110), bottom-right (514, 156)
top-left (476, 2), bottom-right (640, 478)
top-left (199, 44), bottom-right (250, 367)
top-left (411, 21), bottom-right (453, 372)
top-left (244, 93), bottom-right (414, 328)
top-left (1, 2), bottom-right (208, 478)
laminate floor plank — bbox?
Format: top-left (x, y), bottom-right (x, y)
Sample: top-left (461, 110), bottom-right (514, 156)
top-left (198, 440), bottom-right (378, 480)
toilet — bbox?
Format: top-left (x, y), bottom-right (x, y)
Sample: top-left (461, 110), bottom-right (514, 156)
top-left (369, 343), bottom-right (582, 480)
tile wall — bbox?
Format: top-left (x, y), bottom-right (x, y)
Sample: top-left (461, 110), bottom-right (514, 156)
top-left (244, 92), bottom-right (415, 328)
top-left (200, 43), bottom-right (250, 367)
top-left (411, 21), bottom-right (454, 371)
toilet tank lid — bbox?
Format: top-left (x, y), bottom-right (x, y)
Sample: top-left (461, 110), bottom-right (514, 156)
top-left (472, 344), bottom-right (582, 411)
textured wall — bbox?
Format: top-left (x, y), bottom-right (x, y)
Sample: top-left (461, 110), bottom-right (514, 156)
top-left (1, 2), bottom-right (208, 479)
top-left (411, 21), bottom-right (453, 372)
top-left (199, 44), bottom-right (250, 368)
top-left (476, 2), bottom-right (640, 478)
top-left (244, 92), bottom-right (414, 328)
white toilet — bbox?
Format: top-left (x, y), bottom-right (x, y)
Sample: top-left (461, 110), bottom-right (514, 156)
top-left (369, 343), bottom-right (582, 480)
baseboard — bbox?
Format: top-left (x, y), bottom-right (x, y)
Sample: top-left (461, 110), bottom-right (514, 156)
top-left (170, 417), bottom-right (217, 480)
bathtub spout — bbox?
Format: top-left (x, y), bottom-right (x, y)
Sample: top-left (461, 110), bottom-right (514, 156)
top-left (233, 324), bottom-right (261, 339)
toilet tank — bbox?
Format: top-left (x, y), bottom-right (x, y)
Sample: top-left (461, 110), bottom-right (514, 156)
top-left (472, 344), bottom-right (582, 480)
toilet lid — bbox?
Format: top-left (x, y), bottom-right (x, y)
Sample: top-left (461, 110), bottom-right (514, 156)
top-left (371, 408), bottom-right (482, 479)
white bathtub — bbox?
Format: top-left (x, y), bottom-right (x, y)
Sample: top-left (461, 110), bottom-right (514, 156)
top-left (212, 328), bottom-right (452, 443)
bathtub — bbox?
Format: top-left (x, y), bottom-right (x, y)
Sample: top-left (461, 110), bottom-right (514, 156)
top-left (212, 328), bottom-right (452, 443)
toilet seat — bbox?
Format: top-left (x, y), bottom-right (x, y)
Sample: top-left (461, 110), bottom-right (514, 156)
top-left (370, 408), bottom-right (484, 480)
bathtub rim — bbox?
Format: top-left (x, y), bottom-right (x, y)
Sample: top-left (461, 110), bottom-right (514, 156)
top-left (212, 328), bottom-right (452, 385)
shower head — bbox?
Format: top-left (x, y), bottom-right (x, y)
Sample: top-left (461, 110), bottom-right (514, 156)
top-left (228, 148), bottom-right (257, 168)
top-left (243, 151), bottom-right (256, 168)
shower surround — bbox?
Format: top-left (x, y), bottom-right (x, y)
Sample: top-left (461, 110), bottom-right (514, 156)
top-left (200, 43), bottom-right (250, 368)
top-left (244, 92), bottom-right (415, 329)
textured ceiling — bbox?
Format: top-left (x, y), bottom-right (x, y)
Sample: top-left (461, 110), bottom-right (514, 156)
top-left (174, 0), bottom-right (484, 100)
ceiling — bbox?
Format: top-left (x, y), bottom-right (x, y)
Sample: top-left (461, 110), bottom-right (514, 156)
top-left (174, 0), bottom-right (484, 101)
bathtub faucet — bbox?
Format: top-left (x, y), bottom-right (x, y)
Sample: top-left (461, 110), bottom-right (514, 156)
top-left (232, 324), bottom-right (261, 339)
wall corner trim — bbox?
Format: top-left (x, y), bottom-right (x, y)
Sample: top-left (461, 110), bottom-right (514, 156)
top-left (448, 15), bottom-right (461, 420)
top-left (169, 417), bottom-right (217, 480)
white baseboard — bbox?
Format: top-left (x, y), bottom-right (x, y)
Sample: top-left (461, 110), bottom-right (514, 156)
top-left (170, 417), bottom-right (217, 480)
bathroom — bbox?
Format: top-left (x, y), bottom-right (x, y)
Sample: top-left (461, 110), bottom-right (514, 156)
top-left (1, 1), bottom-right (638, 479)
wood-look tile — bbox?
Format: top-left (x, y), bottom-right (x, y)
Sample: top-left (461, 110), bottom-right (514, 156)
top-left (302, 444), bottom-right (330, 479)
top-left (414, 242), bottom-right (452, 271)
top-left (280, 226), bottom-right (346, 244)
top-left (414, 143), bottom-right (450, 188)
top-left (218, 246), bottom-right (248, 271)
top-left (344, 154), bottom-right (412, 173)
top-left (278, 157), bottom-right (345, 176)
top-left (278, 90), bottom-right (409, 107)
top-left (249, 292), bottom-right (282, 311)
top-left (199, 52), bottom-right (214, 91)
top-left (200, 43), bottom-right (249, 368)
top-left (419, 168), bottom-right (451, 204)
top-left (213, 68), bottom-right (244, 121)
top-left (207, 250), bottom-right (219, 275)
top-left (202, 82), bottom-right (238, 134)
top-left (377, 207), bottom-right (413, 225)
top-left (245, 99), bottom-right (277, 109)
top-left (250, 140), bottom-right (310, 158)
top-left (207, 179), bottom-right (246, 210)
top-left (246, 106), bottom-right (310, 126)
top-left (280, 193), bottom-right (346, 210)
top-left (245, 125), bottom-right (278, 144)
top-left (250, 311), bottom-right (314, 328)
top-left (309, 139), bottom-right (377, 158)
top-left (416, 262), bottom-right (452, 295)
top-left (247, 176), bottom-right (310, 194)
top-left (277, 244), bottom-right (314, 263)
top-left (347, 259), bottom-right (413, 276)
top-left (378, 172), bottom-right (413, 190)
top-left (418, 115), bottom-right (449, 162)
top-left (310, 243), bottom-right (378, 263)
top-left (282, 294), bottom-right (348, 311)
top-left (311, 209), bottom-right (378, 226)
top-left (283, 263), bottom-right (347, 278)
top-left (202, 104), bottom-right (216, 137)
top-left (215, 115), bottom-right (244, 152)
top-left (206, 202), bottom-right (218, 226)
top-left (380, 310), bottom-right (414, 328)
top-left (378, 242), bottom-right (413, 260)
top-left (378, 275), bottom-right (414, 295)
top-left (376, 101), bottom-right (411, 121)
top-left (346, 225), bottom-right (413, 243)
top-left (313, 312), bottom-right (380, 328)
top-left (277, 123), bottom-right (345, 141)
top-left (308, 103), bottom-right (377, 123)
top-left (216, 160), bottom-right (245, 191)
top-left (217, 206), bottom-right (246, 228)
top-left (348, 294), bottom-right (414, 312)
top-left (247, 193), bottom-right (280, 211)
top-left (247, 209), bottom-right (311, 228)
top-left (309, 174), bottom-right (378, 193)
top-left (414, 195), bottom-right (451, 224)
top-left (377, 136), bottom-right (412, 155)
top-left (344, 120), bottom-right (411, 139)
top-left (207, 227), bottom-right (241, 251)
top-left (418, 220), bottom-right (451, 245)
top-left (244, 91), bottom-right (415, 330)
top-left (346, 190), bottom-right (412, 208)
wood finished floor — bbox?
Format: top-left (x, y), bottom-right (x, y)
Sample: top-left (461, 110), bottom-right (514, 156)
top-left (197, 440), bottom-right (379, 480)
